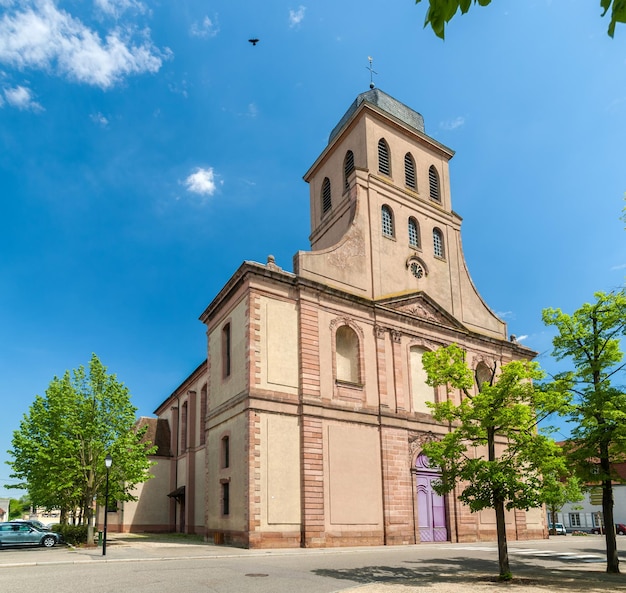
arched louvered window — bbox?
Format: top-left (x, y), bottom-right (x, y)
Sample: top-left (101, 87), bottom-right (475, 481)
top-left (433, 228), bottom-right (445, 258)
top-left (408, 217), bottom-right (420, 248)
top-left (321, 177), bottom-right (332, 215)
top-left (378, 139), bottom-right (391, 176)
top-left (405, 153), bottom-right (416, 190)
top-left (382, 205), bottom-right (394, 238)
top-left (429, 165), bottom-right (441, 202)
top-left (344, 150), bottom-right (355, 191)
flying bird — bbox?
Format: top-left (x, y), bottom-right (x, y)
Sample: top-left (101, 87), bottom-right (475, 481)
top-left (248, 38), bottom-right (259, 46)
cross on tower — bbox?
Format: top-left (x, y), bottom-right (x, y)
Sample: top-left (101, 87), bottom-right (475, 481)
top-left (366, 56), bottom-right (377, 89)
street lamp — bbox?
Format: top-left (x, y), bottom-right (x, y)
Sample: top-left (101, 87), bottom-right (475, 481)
top-left (102, 454), bottom-right (112, 556)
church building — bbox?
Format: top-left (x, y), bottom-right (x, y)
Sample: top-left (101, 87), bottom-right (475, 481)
top-left (113, 88), bottom-right (547, 547)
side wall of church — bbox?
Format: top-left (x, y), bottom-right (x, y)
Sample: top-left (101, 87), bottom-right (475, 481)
top-left (205, 412), bottom-right (248, 539)
top-left (113, 456), bottom-right (171, 532)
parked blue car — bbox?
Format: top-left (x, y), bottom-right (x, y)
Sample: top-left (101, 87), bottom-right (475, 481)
top-left (0, 522), bottom-right (63, 548)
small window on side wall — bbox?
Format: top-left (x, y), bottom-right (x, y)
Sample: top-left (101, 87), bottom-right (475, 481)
top-left (222, 482), bottom-right (230, 516)
top-left (404, 153), bottom-right (416, 190)
top-left (181, 401), bottom-right (188, 451)
top-left (344, 150), bottom-right (355, 191)
top-left (222, 435), bottom-right (230, 469)
top-left (200, 384), bottom-right (207, 445)
top-left (428, 165), bottom-right (441, 202)
top-left (378, 139), bottom-right (391, 176)
top-left (382, 205), bottom-right (394, 238)
top-left (321, 177), bottom-right (332, 215)
top-left (433, 228), bottom-right (445, 258)
top-left (222, 323), bottom-right (231, 378)
top-left (408, 217), bottom-right (420, 248)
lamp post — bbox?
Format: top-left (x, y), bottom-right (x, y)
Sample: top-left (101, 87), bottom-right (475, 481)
top-left (102, 454), bottom-right (112, 556)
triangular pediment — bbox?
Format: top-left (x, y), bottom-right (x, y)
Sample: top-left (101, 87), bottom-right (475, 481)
top-left (376, 292), bottom-right (466, 331)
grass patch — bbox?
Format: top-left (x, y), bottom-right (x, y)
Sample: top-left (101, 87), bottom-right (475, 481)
top-left (113, 532), bottom-right (205, 545)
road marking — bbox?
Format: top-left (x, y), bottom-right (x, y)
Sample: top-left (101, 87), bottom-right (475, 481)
top-left (432, 545), bottom-right (606, 563)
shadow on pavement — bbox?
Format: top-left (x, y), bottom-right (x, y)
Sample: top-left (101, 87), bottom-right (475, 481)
top-left (107, 533), bottom-right (206, 546)
top-left (312, 556), bottom-right (626, 592)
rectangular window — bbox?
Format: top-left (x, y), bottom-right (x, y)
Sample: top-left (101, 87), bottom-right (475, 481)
top-left (181, 401), bottom-right (188, 452)
top-left (222, 482), bottom-right (230, 516)
top-left (222, 436), bottom-right (230, 469)
top-left (569, 513), bottom-right (581, 527)
top-left (199, 385), bottom-right (207, 446)
top-left (222, 323), bottom-right (231, 378)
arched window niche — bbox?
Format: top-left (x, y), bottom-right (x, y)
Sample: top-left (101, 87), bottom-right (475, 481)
top-left (336, 325), bottom-right (360, 384)
top-left (330, 318), bottom-right (365, 403)
top-left (409, 345), bottom-right (436, 414)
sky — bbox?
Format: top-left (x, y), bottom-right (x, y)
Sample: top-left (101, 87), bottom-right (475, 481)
top-left (1, 0), bottom-right (625, 499)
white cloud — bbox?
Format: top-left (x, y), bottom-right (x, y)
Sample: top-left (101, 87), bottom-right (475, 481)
top-left (190, 16), bottom-right (219, 38)
top-left (3, 84), bottom-right (43, 111)
top-left (496, 310), bottom-right (514, 319)
top-left (611, 263), bottom-right (626, 270)
top-left (0, 0), bottom-right (167, 89)
top-left (439, 116), bottom-right (465, 131)
top-left (288, 6), bottom-right (306, 28)
top-left (168, 79), bottom-right (188, 98)
top-left (94, 0), bottom-right (146, 18)
top-left (184, 167), bottom-right (219, 197)
top-left (90, 111), bottom-right (109, 126)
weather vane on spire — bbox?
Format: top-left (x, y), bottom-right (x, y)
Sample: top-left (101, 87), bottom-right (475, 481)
top-left (366, 56), bottom-right (377, 89)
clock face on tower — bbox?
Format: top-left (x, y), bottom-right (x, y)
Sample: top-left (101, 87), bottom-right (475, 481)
top-left (410, 261), bottom-right (424, 279)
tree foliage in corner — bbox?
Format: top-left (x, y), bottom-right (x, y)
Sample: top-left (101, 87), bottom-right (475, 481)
top-left (415, 0), bottom-right (626, 38)
top-left (543, 290), bottom-right (626, 574)
top-left (420, 344), bottom-right (572, 580)
top-left (8, 354), bottom-right (156, 542)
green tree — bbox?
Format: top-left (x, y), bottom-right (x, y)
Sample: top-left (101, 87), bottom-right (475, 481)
top-left (421, 344), bottom-right (571, 580)
top-left (8, 496), bottom-right (31, 520)
top-left (415, 0), bottom-right (626, 38)
top-left (543, 290), bottom-right (626, 574)
top-left (8, 354), bottom-right (156, 542)
top-left (542, 475), bottom-right (583, 532)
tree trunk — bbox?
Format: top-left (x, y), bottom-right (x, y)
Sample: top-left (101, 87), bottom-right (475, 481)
top-left (86, 504), bottom-right (94, 545)
top-left (495, 498), bottom-right (511, 579)
top-left (602, 476), bottom-right (619, 572)
top-left (488, 426), bottom-right (511, 580)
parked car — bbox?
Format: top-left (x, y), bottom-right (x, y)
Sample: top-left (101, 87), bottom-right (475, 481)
top-left (0, 522), bottom-right (63, 548)
top-left (549, 522), bottom-right (567, 535)
top-left (11, 519), bottom-right (51, 531)
top-left (590, 523), bottom-right (626, 535)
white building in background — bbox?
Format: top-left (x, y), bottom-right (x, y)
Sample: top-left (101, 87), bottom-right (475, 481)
top-left (0, 498), bottom-right (9, 522)
top-left (555, 462), bottom-right (626, 533)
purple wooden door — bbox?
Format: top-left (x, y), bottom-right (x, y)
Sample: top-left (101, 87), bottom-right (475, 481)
top-left (415, 454), bottom-right (448, 542)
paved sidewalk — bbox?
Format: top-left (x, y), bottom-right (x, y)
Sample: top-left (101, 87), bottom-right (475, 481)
top-left (2, 534), bottom-right (626, 593)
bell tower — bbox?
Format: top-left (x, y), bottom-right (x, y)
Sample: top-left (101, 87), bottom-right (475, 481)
top-left (293, 88), bottom-right (505, 340)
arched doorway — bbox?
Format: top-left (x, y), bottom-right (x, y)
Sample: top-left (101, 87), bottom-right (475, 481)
top-left (414, 453), bottom-right (448, 542)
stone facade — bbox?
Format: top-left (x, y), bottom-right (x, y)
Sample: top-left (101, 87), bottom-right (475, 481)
top-left (117, 89), bottom-right (548, 547)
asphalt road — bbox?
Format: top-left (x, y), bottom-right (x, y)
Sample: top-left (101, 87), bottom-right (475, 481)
top-left (1, 534), bottom-right (626, 593)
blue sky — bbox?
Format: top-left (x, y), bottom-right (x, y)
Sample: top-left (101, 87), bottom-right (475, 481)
top-left (1, 0), bottom-right (625, 499)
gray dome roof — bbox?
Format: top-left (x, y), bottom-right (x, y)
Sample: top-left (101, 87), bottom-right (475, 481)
top-left (329, 88), bottom-right (425, 143)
